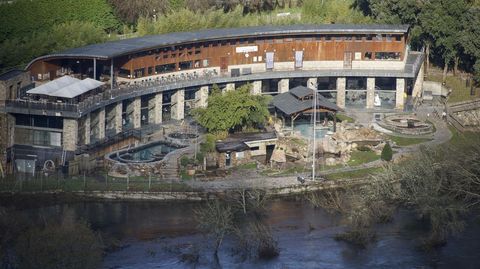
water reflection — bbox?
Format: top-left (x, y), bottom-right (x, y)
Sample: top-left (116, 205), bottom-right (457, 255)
top-left (11, 199), bottom-right (480, 269)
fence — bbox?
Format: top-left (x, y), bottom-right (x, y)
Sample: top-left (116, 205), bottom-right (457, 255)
top-left (0, 171), bottom-right (199, 193)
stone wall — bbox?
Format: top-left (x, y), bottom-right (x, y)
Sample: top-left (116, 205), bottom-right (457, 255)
top-left (62, 119), bottom-right (78, 152)
top-left (0, 114), bottom-right (14, 173)
top-left (453, 108), bottom-right (480, 127)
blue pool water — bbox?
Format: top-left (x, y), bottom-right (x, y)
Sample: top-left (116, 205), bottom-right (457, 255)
top-left (111, 141), bottom-right (182, 163)
top-left (294, 120), bottom-right (332, 139)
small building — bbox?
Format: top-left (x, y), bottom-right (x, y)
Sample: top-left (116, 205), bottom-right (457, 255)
top-left (215, 132), bottom-right (277, 168)
top-left (271, 85), bottom-right (343, 132)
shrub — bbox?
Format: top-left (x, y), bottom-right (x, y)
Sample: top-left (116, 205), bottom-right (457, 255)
top-left (357, 145), bottom-right (371, 152)
top-left (180, 156), bottom-right (192, 167)
top-left (381, 143), bottom-right (393, 161)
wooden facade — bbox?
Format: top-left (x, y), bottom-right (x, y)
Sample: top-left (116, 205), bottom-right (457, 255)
top-left (28, 32), bottom-right (407, 81)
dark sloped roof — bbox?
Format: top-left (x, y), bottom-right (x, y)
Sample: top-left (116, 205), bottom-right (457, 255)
top-left (26, 24), bottom-right (409, 68)
top-left (290, 85), bottom-right (313, 99)
top-left (272, 87), bottom-right (342, 115)
top-left (0, 70), bottom-right (24, 81)
top-left (216, 132), bottom-right (277, 152)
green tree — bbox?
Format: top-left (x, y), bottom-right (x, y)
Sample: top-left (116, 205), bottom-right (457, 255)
top-left (0, 21), bottom-right (108, 72)
top-left (193, 84), bottom-right (271, 133)
top-left (416, 0), bottom-right (470, 81)
top-left (381, 142), bottom-right (392, 161)
top-left (459, 6), bottom-right (480, 77)
top-left (0, 0), bottom-right (120, 42)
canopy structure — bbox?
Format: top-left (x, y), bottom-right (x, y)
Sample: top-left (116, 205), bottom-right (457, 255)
top-left (27, 76), bottom-right (104, 99)
top-left (272, 86), bottom-right (342, 116)
top-left (271, 86), bottom-right (343, 132)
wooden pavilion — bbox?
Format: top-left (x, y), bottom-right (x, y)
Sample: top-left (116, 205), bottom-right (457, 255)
top-left (271, 85), bottom-right (343, 132)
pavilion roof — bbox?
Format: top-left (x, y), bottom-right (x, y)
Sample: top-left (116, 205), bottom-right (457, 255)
top-left (271, 86), bottom-right (342, 116)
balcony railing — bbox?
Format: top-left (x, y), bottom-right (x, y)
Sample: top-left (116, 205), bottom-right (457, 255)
top-left (4, 99), bottom-right (79, 113)
top-left (6, 54), bottom-right (424, 116)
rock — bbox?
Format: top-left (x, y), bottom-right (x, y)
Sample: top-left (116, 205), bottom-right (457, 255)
top-left (325, 157), bottom-right (337, 166)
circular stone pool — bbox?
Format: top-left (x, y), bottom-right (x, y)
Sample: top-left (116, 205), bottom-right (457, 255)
top-left (108, 141), bottom-right (184, 164)
top-left (379, 114), bottom-right (434, 135)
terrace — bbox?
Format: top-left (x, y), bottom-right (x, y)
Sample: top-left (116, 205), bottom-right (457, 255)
top-left (3, 51), bottom-right (423, 118)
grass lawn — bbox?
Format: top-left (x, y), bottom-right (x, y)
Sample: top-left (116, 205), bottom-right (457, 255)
top-left (448, 126), bottom-right (479, 147)
top-left (235, 162), bottom-right (257, 170)
top-left (0, 174), bottom-right (194, 193)
top-left (426, 73), bottom-right (480, 103)
top-left (325, 167), bottom-right (383, 180)
top-left (347, 150), bottom-right (380, 166)
top-left (336, 113), bottom-right (355, 123)
top-left (387, 135), bottom-right (432, 146)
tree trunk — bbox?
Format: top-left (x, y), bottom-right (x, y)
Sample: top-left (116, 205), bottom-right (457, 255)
top-left (443, 59), bottom-right (449, 84)
top-left (454, 56), bottom-right (459, 76)
top-left (425, 43), bottom-right (430, 75)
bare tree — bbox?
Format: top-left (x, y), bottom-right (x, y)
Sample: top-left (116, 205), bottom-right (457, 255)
top-left (194, 200), bottom-right (235, 257)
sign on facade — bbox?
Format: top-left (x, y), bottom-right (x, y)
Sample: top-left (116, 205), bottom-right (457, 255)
top-left (236, 46), bottom-right (258, 53)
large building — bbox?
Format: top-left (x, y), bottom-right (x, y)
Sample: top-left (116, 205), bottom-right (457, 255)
top-left (0, 24), bottom-right (424, 173)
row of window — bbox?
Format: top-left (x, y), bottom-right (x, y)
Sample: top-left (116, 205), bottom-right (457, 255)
top-left (119, 60), bottom-right (209, 78)
top-left (364, 52), bottom-right (401, 60)
top-left (14, 127), bottom-right (62, 147)
top-left (131, 34), bottom-right (403, 58)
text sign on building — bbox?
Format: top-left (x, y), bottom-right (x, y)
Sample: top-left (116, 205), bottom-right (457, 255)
top-left (236, 46), bottom-right (258, 53)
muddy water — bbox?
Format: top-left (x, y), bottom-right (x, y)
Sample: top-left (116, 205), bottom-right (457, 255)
top-left (14, 199), bottom-right (480, 269)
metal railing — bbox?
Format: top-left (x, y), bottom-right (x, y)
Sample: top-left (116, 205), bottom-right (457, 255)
top-left (5, 99), bottom-right (79, 112)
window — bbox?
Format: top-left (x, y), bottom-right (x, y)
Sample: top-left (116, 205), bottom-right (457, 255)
top-left (134, 68), bottom-right (144, 78)
top-left (375, 34), bottom-right (383, 41)
top-left (195, 49), bottom-right (201, 55)
top-left (395, 35), bottom-right (402, 41)
top-left (354, 52), bottom-right (362, 60)
top-left (194, 60), bottom-right (201, 68)
top-left (179, 61), bottom-right (193, 70)
top-left (334, 35), bottom-right (343, 41)
top-left (364, 52), bottom-right (373, 60)
top-left (236, 151), bottom-right (245, 159)
top-left (366, 35), bottom-right (373, 41)
top-left (325, 35), bottom-right (332, 41)
top-left (385, 34), bottom-right (392, 42)
top-left (118, 68), bottom-right (130, 77)
top-left (375, 52), bottom-right (401, 60)
top-left (155, 63), bottom-right (176, 74)
top-left (203, 59), bottom-right (209, 67)
top-left (171, 53), bottom-right (176, 58)
top-left (345, 36), bottom-right (353, 41)
top-left (250, 146), bottom-right (259, 151)
top-left (147, 66), bottom-right (153, 75)
top-left (354, 35), bottom-right (363, 41)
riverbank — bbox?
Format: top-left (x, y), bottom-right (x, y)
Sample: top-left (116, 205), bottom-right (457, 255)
top-left (0, 176), bottom-right (371, 204)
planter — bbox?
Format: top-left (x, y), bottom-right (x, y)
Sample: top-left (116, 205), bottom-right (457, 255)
top-left (186, 169), bottom-right (196, 176)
